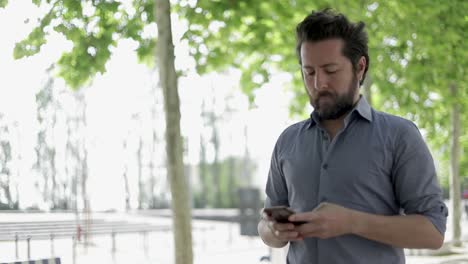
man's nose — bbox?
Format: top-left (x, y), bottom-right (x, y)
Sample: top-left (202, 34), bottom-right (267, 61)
top-left (314, 71), bottom-right (328, 90)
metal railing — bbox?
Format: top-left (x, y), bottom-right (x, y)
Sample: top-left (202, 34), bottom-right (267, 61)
top-left (2, 218), bottom-right (170, 264)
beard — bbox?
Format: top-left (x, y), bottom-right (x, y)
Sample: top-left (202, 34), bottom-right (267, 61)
top-left (310, 74), bottom-right (359, 120)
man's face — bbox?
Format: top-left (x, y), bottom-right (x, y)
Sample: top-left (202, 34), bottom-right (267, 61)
top-left (300, 39), bottom-right (364, 120)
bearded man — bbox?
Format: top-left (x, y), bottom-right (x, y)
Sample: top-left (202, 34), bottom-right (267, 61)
top-left (258, 8), bottom-right (448, 264)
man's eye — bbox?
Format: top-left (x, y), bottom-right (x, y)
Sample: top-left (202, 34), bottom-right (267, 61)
top-left (306, 72), bottom-right (315, 76)
top-left (326, 70), bottom-right (337, 74)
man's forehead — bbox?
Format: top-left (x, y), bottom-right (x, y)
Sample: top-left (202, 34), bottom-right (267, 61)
top-left (300, 39), bottom-right (347, 65)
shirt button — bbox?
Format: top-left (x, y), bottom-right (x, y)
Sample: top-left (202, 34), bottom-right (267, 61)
top-left (322, 163), bottom-right (328, 169)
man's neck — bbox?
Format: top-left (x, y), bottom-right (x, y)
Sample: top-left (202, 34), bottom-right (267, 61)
top-left (322, 116), bottom-right (346, 140)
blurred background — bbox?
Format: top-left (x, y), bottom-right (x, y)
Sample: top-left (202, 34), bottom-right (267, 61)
top-left (0, 0), bottom-right (466, 264)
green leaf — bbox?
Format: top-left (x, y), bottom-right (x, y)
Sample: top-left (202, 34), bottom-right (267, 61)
top-left (0, 0), bottom-right (8, 8)
top-left (136, 38), bottom-right (157, 67)
top-left (13, 26), bottom-right (47, 59)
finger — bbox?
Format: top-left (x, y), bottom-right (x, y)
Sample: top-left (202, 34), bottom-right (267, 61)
top-left (269, 222), bottom-right (295, 232)
top-left (297, 221), bottom-right (329, 239)
top-left (288, 212), bottom-right (320, 223)
top-left (295, 222), bottom-right (322, 235)
top-left (262, 212), bottom-right (272, 221)
top-left (274, 230), bottom-right (302, 241)
top-left (289, 219), bottom-right (309, 225)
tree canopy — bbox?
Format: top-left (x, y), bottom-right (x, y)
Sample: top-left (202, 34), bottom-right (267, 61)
top-left (178, 0), bottom-right (467, 179)
top-left (12, 0), bottom-right (157, 89)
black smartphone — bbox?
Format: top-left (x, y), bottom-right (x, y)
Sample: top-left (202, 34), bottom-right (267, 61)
top-left (263, 206), bottom-right (307, 225)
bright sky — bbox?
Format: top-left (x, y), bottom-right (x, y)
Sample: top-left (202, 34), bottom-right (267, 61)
top-left (0, 0), bottom-right (304, 211)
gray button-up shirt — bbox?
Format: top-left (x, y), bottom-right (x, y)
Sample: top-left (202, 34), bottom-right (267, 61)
top-left (264, 96), bottom-right (448, 264)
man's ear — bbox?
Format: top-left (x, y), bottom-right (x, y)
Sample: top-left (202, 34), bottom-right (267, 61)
top-left (358, 56), bottom-right (366, 81)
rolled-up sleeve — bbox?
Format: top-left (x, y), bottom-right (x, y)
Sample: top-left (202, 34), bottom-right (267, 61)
top-left (392, 121), bottom-right (448, 235)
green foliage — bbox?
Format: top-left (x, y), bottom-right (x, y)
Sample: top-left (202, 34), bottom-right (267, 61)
top-left (179, 0), bottom-right (467, 182)
top-left (178, 0), bottom-right (317, 104)
top-left (366, 1), bottom-right (467, 182)
top-left (0, 0), bottom-right (8, 8)
top-left (10, 0), bottom-right (467, 181)
top-left (177, 0), bottom-right (372, 106)
top-left (12, 0), bottom-right (157, 89)
top-left (122, 0), bottom-right (157, 67)
top-left (135, 38), bottom-right (157, 67)
top-left (14, 10), bottom-right (54, 59)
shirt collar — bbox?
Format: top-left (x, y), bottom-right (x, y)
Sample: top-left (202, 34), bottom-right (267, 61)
top-left (308, 95), bottom-right (373, 129)
top-left (354, 95), bottom-right (373, 122)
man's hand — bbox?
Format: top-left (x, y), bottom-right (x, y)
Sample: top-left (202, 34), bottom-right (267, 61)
top-left (261, 211), bottom-right (303, 242)
top-left (258, 208), bottom-right (305, 248)
top-left (289, 202), bottom-right (355, 239)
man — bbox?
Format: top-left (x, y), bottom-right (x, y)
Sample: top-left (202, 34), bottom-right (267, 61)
top-left (258, 9), bottom-right (448, 264)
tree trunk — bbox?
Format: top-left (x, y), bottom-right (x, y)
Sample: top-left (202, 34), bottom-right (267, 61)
top-left (50, 148), bottom-right (57, 208)
top-left (0, 116), bottom-right (13, 207)
top-left (122, 139), bottom-right (131, 211)
top-left (15, 130), bottom-right (21, 209)
top-left (137, 136), bottom-right (143, 210)
top-left (155, 1), bottom-right (193, 264)
top-left (199, 99), bottom-right (211, 207)
top-left (242, 125), bottom-right (252, 186)
top-left (148, 129), bottom-right (156, 208)
top-left (50, 98), bottom-right (58, 208)
top-left (4, 173), bottom-right (12, 207)
top-left (66, 115), bottom-right (78, 216)
top-left (228, 156), bottom-right (236, 207)
top-left (211, 112), bottom-right (221, 207)
top-left (199, 133), bottom-right (208, 207)
top-left (449, 83), bottom-right (461, 247)
top-left (79, 92), bottom-right (90, 246)
top-left (14, 122), bottom-right (23, 210)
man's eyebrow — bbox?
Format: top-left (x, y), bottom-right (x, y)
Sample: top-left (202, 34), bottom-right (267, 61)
top-left (302, 63), bottom-right (339, 69)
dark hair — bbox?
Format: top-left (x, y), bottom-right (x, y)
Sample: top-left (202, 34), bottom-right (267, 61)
top-left (296, 9), bottom-right (369, 86)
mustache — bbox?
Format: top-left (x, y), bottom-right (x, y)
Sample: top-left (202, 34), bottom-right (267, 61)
top-left (317, 91), bottom-right (336, 98)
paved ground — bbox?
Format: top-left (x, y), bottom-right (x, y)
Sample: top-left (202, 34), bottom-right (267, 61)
top-left (0, 211), bottom-right (467, 264)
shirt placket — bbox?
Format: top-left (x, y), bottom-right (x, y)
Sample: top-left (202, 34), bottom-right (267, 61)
top-left (317, 129), bottom-right (330, 202)
top-left (316, 115), bottom-right (354, 264)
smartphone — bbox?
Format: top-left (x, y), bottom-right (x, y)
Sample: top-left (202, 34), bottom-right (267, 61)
top-left (263, 206), bottom-right (307, 225)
